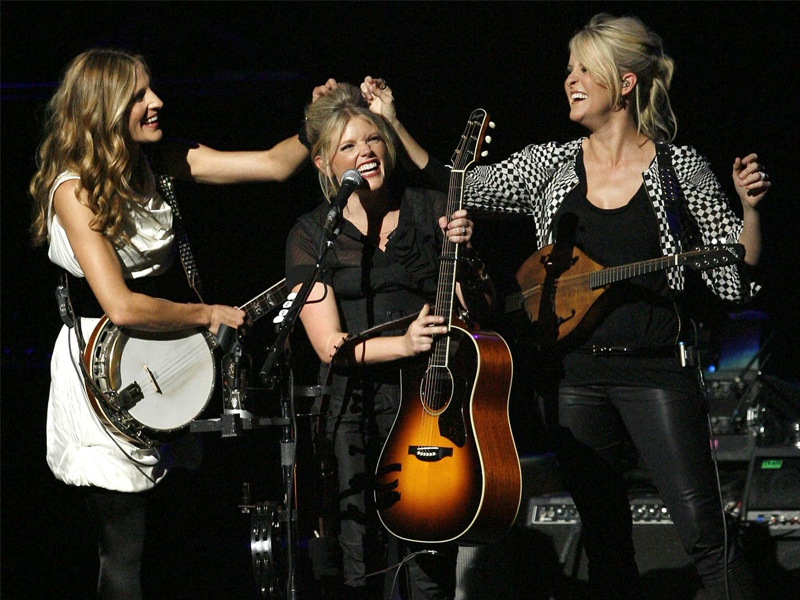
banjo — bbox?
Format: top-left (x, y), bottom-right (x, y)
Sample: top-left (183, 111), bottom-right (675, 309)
top-left (83, 279), bottom-right (289, 448)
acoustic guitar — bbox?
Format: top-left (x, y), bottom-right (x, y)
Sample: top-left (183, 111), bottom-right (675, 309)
top-left (374, 109), bottom-right (522, 545)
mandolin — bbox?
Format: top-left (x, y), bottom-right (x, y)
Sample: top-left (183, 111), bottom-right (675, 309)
top-left (513, 242), bottom-right (745, 346)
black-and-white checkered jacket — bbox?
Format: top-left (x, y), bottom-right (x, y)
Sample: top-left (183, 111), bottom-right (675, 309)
top-left (462, 138), bottom-right (758, 302)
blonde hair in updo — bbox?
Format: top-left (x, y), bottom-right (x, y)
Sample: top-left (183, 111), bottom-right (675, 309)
top-left (29, 48), bottom-right (150, 247)
top-left (303, 83), bottom-right (397, 201)
top-left (570, 13), bottom-right (678, 142)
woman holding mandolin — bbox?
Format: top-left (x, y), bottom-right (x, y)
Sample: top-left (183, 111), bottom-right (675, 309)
top-left (29, 48), bottom-right (335, 600)
top-left (285, 81), bottom-right (491, 599)
top-left (370, 13), bottom-right (769, 600)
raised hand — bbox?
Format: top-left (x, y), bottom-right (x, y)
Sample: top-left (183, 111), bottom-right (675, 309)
top-left (733, 152), bottom-right (770, 209)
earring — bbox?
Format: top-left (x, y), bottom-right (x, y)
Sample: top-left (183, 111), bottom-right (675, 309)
top-left (621, 80), bottom-right (631, 88)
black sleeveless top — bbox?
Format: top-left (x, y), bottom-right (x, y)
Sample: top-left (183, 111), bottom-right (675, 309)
top-left (555, 149), bottom-right (696, 390)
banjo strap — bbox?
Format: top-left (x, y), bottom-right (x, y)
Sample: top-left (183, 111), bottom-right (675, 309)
top-left (146, 147), bottom-right (204, 302)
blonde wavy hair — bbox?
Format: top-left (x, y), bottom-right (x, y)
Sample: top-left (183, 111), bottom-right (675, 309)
top-left (303, 83), bottom-right (397, 201)
top-left (29, 48), bottom-right (151, 247)
top-left (570, 13), bottom-right (678, 142)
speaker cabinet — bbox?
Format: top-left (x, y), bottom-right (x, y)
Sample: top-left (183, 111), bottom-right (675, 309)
top-left (741, 445), bottom-right (800, 596)
top-left (522, 494), bottom-right (697, 600)
top-left (456, 494), bottom-right (698, 600)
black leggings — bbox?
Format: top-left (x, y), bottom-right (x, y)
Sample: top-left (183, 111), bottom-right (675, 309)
top-left (551, 385), bottom-right (742, 599)
top-left (317, 378), bottom-right (457, 599)
top-left (83, 487), bottom-right (147, 600)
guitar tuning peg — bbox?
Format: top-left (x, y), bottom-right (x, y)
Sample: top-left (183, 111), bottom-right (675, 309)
top-left (481, 151), bottom-right (489, 157)
top-left (489, 121), bottom-right (496, 129)
top-left (485, 135), bottom-right (492, 144)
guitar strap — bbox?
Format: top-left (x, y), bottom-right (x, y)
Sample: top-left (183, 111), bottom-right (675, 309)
top-left (654, 141), bottom-right (683, 239)
top-left (654, 142), bottom-right (701, 360)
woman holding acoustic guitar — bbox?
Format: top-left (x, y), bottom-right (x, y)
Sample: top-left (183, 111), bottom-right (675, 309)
top-left (367, 13), bottom-right (769, 600)
top-left (285, 81), bottom-right (495, 599)
top-left (29, 48), bottom-right (334, 600)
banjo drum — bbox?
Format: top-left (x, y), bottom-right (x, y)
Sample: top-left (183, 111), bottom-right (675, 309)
top-left (84, 316), bottom-right (216, 448)
top-left (82, 279), bottom-right (290, 448)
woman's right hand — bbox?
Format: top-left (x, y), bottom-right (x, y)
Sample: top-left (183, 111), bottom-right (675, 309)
top-left (404, 304), bottom-right (448, 356)
top-left (312, 78), bottom-right (339, 102)
top-left (206, 304), bottom-right (247, 337)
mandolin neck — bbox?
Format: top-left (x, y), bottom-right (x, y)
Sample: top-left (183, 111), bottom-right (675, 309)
top-left (589, 255), bottom-right (684, 288)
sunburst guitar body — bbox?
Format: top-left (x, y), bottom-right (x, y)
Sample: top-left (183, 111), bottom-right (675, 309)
top-left (374, 110), bottom-right (521, 544)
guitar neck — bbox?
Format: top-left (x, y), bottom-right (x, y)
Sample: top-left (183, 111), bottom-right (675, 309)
top-left (430, 109), bottom-right (490, 369)
top-left (239, 279), bottom-right (288, 324)
top-left (430, 170), bottom-right (464, 368)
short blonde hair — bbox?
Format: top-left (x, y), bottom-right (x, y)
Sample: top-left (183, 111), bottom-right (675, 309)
top-left (570, 13), bottom-right (677, 142)
top-left (303, 83), bottom-right (397, 201)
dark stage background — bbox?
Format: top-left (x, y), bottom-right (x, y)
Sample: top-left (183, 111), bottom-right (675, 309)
top-left (2, 2), bottom-right (798, 599)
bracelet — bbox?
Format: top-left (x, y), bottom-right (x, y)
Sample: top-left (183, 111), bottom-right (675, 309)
top-left (297, 123), bottom-right (311, 150)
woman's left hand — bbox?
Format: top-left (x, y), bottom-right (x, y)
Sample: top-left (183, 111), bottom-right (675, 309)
top-left (360, 76), bottom-right (397, 124)
top-left (440, 209), bottom-right (473, 244)
top-left (733, 153), bottom-right (770, 210)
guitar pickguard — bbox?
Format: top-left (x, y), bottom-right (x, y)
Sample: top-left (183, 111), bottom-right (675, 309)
top-left (438, 374), bottom-right (469, 447)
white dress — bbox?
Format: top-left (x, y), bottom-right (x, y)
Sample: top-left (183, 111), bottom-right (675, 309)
top-left (45, 172), bottom-right (176, 491)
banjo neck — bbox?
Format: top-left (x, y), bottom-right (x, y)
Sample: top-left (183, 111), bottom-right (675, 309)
top-left (239, 279), bottom-right (289, 324)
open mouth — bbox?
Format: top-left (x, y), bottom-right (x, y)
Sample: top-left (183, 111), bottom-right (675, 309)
top-left (357, 161), bottom-right (379, 176)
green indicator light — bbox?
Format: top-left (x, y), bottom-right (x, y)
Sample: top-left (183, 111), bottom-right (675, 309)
top-left (760, 459), bottom-right (783, 470)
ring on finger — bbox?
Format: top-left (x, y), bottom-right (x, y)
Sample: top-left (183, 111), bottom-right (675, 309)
top-left (377, 78), bottom-right (388, 90)
top-left (461, 226), bottom-right (467, 235)
top-left (759, 171), bottom-right (766, 181)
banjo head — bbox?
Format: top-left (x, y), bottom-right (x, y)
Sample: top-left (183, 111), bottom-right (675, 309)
top-left (112, 327), bottom-right (216, 432)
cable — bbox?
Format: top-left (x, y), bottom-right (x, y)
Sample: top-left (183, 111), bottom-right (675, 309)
top-left (388, 549), bottom-right (442, 600)
top-left (706, 413), bottom-right (732, 600)
top-left (694, 320), bottom-right (732, 600)
top-left (343, 549), bottom-right (443, 599)
top-left (63, 293), bottom-right (162, 481)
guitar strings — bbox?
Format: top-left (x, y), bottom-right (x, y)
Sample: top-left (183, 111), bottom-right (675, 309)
top-left (417, 115), bottom-right (480, 443)
top-left (417, 167), bottom-right (461, 444)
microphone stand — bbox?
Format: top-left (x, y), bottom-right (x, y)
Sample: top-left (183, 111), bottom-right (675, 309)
top-left (258, 207), bottom-right (345, 600)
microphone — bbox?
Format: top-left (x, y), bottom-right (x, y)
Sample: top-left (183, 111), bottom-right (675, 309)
top-left (324, 169), bottom-right (365, 232)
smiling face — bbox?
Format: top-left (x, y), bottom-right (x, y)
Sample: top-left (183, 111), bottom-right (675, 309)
top-left (127, 64), bottom-right (163, 144)
top-left (319, 116), bottom-right (391, 196)
top-left (564, 53), bottom-right (615, 129)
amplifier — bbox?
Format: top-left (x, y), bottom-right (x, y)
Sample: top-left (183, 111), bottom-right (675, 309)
top-left (742, 445), bottom-right (800, 535)
top-left (523, 493), bottom-right (695, 599)
top-left (527, 493), bottom-right (673, 525)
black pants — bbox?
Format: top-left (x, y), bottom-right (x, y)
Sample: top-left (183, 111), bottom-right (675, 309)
top-left (82, 487), bottom-right (147, 600)
top-left (550, 385), bottom-right (747, 600)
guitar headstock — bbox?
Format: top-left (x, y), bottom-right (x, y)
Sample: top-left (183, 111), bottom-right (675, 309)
top-left (450, 108), bottom-right (494, 172)
top-left (684, 243), bottom-right (745, 270)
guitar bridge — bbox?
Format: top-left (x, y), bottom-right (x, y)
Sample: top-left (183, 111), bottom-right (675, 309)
top-left (408, 446), bottom-right (453, 462)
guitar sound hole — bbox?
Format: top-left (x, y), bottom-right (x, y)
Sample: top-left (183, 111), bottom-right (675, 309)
top-left (419, 367), bottom-right (453, 415)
